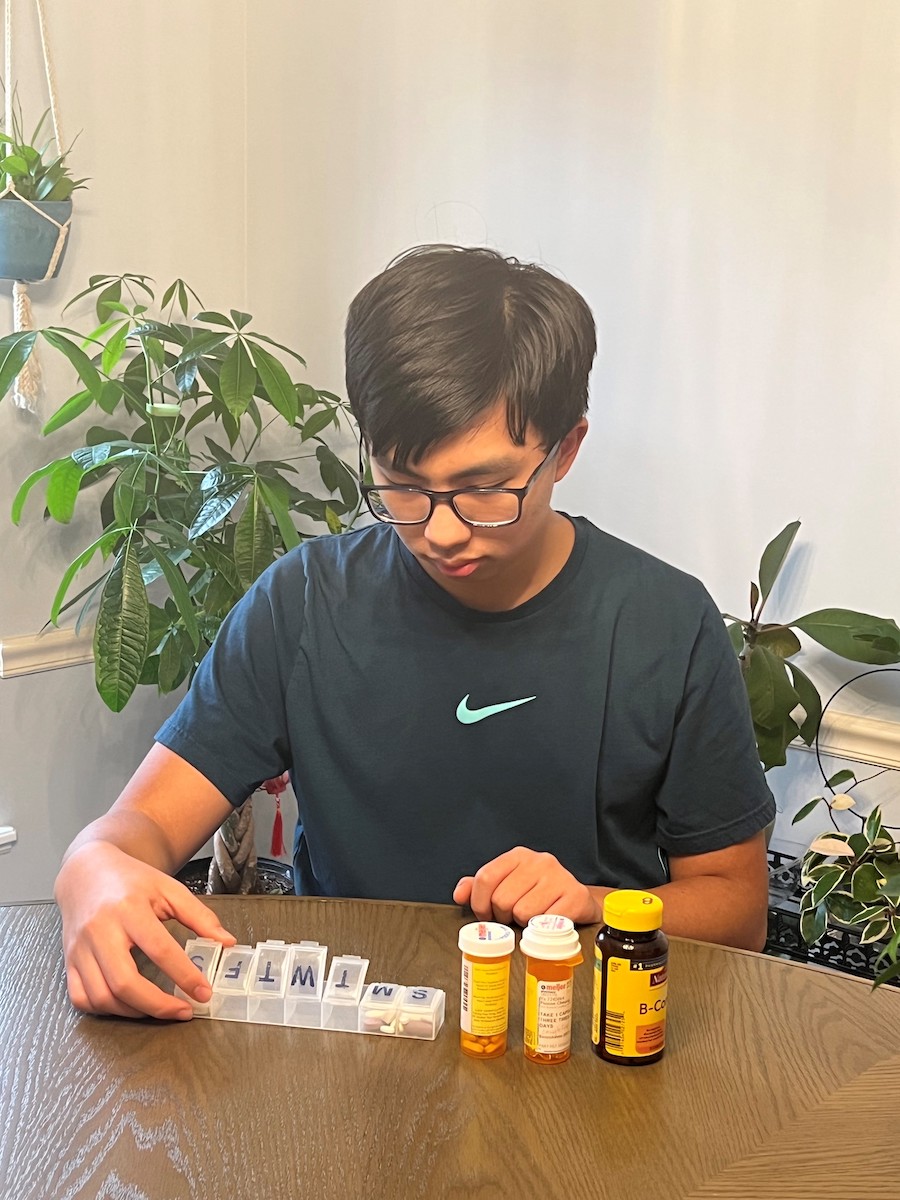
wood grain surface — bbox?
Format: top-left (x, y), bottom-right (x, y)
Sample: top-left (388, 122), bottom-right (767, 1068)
top-left (2, 896), bottom-right (900, 1200)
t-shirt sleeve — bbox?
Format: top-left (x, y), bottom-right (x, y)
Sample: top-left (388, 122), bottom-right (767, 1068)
top-left (654, 588), bottom-right (776, 856)
top-left (154, 559), bottom-right (299, 806)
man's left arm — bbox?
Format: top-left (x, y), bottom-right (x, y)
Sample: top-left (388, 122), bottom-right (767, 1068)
top-left (454, 831), bottom-right (770, 952)
top-left (590, 832), bottom-right (770, 951)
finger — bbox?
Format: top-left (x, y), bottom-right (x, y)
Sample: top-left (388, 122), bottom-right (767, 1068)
top-left (155, 881), bottom-right (237, 945)
top-left (69, 953), bottom-right (173, 1020)
top-left (117, 917), bottom-right (216, 1011)
top-left (453, 877), bottom-right (474, 906)
top-left (509, 885), bottom-right (568, 927)
top-left (467, 849), bottom-right (528, 920)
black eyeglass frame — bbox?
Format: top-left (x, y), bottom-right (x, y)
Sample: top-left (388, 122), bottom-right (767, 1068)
top-left (359, 440), bottom-right (562, 528)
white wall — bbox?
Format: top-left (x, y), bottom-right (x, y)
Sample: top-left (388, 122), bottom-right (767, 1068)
top-left (1, 1), bottom-right (898, 899)
top-left (0, 2), bottom-right (252, 901)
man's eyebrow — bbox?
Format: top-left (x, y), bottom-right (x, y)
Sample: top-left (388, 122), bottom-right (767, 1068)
top-left (387, 457), bottom-right (520, 486)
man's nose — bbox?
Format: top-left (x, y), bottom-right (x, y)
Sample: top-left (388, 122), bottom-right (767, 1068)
top-left (423, 498), bottom-right (472, 547)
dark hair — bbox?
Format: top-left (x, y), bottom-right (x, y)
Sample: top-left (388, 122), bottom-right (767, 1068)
top-left (345, 244), bottom-right (596, 469)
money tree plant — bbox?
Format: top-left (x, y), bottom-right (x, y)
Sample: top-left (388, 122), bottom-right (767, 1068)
top-left (0, 272), bottom-right (361, 711)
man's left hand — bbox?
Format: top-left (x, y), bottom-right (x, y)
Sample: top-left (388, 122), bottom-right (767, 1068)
top-left (453, 846), bottom-right (604, 926)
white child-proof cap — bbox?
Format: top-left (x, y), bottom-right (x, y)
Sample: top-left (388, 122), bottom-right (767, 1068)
top-left (519, 914), bottom-right (582, 960)
top-left (458, 921), bottom-right (516, 957)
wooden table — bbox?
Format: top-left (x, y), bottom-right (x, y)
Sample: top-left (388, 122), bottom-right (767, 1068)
top-left (2, 896), bottom-right (900, 1199)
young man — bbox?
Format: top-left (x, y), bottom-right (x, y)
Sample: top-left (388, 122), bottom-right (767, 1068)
top-left (54, 245), bottom-right (774, 1021)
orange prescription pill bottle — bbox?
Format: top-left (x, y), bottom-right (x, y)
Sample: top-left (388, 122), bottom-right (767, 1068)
top-left (520, 914), bottom-right (584, 1065)
top-left (458, 921), bottom-right (515, 1059)
top-left (591, 890), bottom-right (668, 1065)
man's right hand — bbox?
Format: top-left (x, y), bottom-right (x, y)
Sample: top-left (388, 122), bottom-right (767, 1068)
top-left (55, 841), bottom-right (236, 1020)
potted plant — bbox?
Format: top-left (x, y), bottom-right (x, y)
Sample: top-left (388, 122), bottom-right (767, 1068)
top-left (789, 667), bottom-right (900, 989)
top-left (0, 85), bottom-right (85, 281)
top-left (0, 272), bottom-right (362, 891)
top-left (724, 520), bottom-right (900, 771)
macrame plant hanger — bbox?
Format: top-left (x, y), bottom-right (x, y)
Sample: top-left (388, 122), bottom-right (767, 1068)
top-left (4, 0), bottom-right (69, 412)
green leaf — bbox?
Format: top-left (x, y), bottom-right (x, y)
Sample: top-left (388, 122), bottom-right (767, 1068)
top-left (174, 357), bottom-right (198, 396)
top-left (195, 310), bottom-right (234, 327)
top-left (244, 330), bottom-right (307, 366)
top-left (184, 400), bottom-right (217, 435)
top-left (848, 831), bottom-right (870, 856)
top-left (97, 380), bottom-right (124, 415)
top-left (41, 389), bottom-right (94, 436)
top-left (755, 625), bottom-right (802, 658)
top-left (809, 866), bottom-right (845, 908)
top-left (785, 660), bottom-right (821, 745)
top-left (793, 609), bottom-right (900, 665)
top-left (851, 862), bottom-right (883, 903)
top-left (0, 330), bottom-right (38, 400)
top-left (799, 903), bottom-right (827, 946)
top-left (875, 859), bottom-right (900, 902)
top-left (49, 528), bottom-right (124, 625)
top-left (11, 460), bottom-right (58, 523)
top-left (250, 342), bottom-right (298, 425)
top-left (41, 329), bottom-right (103, 400)
top-left (743, 644), bottom-right (800, 730)
top-left (792, 796), bottom-right (826, 826)
top-left (726, 621), bottom-right (744, 654)
top-left (865, 806), bottom-right (884, 843)
top-left (873, 958), bottom-right (900, 989)
top-left (230, 309), bottom-right (252, 330)
top-left (45, 458), bottom-right (85, 523)
top-left (258, 477), bottom-right (301, 551)
top-left (324, 504), bottom-right (343, 534)
top-left (188, 476), bottom-right (245, 540)
top-left (750, 581), bottom-right (760, 617)
top-left (93, 536), bottom-right (150, 711)
top-left (234, 484), bottom-right (275, 587)
top-left (157, 633), bottom-right (184, 693)
top-left (875, 921), bottom-right (900, 966)
top-left (96, 281), bottom-right (123, 323)
top-left (145, 543), bottom-right (200, 650)
top-left (219, 339), bottom-right (257, 419)
top-left (112, 456), bottom-right (148, 527)
top-left (299, 406), bottom-right (337, 442)
top-left (101, 322), bottom-right (131, 375)
top-left (758, 521), bottom-right (801, 606)
top-left (826, 892), bottom-right (867, 925)
top-left (825, 768), bottom-right (856, 789)
top-left (861, 918), bottom-right (891, 945)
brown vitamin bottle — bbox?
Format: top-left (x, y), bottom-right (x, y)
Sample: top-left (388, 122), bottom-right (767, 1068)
top-left (591, 890), bottom-right (668, 1065)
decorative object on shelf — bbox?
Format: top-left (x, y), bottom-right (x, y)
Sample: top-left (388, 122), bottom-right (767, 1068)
top-left (723, 521), bottom-right (900, 770)
top-left (790, 667), bottom-right (900, 988)
top-left (1, 0), bottom-right (84, 411)
top-left (3, 273), bottom-right (360, 894)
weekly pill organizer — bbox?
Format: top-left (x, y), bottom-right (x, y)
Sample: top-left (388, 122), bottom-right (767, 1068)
top-left (174, 937), bottom-right (446, 1041)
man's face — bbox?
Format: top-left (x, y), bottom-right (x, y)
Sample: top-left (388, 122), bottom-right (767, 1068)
top-left (369, 401), bottom-right (586, 606)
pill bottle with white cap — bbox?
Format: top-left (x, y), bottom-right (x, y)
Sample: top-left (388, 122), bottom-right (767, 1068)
top-left (519, 914), bottom-right (583, 1064)
top-left (457, 921), bottom-right (515, 1059)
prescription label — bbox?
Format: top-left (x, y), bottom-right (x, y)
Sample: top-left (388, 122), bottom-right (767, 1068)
top-left (460, 956), bottom-right (510, 1036)
top-left (598, 952), bottom-right (667, 1058)
top-left (524, 974), bottom-right (573, 1054)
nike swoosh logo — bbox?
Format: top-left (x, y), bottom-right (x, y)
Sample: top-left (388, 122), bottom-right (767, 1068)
top-left (456, 694), bottom-right (536, 724)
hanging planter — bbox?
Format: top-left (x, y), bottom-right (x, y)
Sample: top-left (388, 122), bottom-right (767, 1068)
top-left (0, 191), bottom-right (71, 281)
top-left (2, 0), bottom-right (85, 410)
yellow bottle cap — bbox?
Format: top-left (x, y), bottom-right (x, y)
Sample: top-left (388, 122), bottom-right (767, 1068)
top-left (602, 890), bottom-right (663, 932)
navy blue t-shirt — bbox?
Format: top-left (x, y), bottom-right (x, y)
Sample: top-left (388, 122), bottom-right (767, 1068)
top-left (156, 516), bottom-right (774, 903)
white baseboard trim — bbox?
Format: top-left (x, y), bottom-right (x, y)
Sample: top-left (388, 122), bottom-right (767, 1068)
top-left (0, 627), bottom-right (95, 678)
top-left (795, 710), bottom-right (900, 771)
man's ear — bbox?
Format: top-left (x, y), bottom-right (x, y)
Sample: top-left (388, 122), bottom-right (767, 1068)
top-left (554, 419), bottom-right (589, 482)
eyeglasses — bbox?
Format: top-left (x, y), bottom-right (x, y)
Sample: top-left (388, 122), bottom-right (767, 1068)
top-left (360, 441), bottom-right (562, 528)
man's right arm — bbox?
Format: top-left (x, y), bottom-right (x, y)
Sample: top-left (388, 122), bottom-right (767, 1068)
top-left (55, 743), bottom-right (239, 1021)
